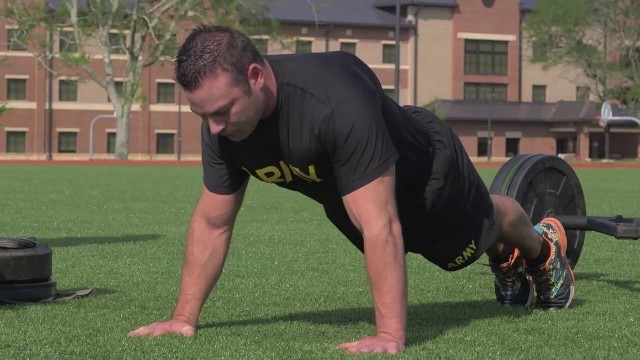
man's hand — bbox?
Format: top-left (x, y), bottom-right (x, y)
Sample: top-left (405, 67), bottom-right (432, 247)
top-left (128, 319), bottom-right (196, 338)
top-left (336, 334), bottom-right (405, 354)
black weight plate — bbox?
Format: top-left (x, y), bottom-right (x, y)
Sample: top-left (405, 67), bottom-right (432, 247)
top-left (488, 154), bottom-right (539, 195)
top-left (0, 278), bottom-right (57, 302)
top-left (505, 155), bottom-right (586, 269)
top-left (0, 243), bottom-right (53, 283)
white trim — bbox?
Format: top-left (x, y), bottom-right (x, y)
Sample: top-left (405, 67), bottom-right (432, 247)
top-left (477, 131), bottom-right (495, 137)
top-left (0, 51), bottom-right (34, 57)
top-left (381, 40), bottom-right (396, 45)
top-left (106, 129), bottom-right (117, 133)
top-left (549, 127), bottom-right (578, 133)
top-left (251, 35), bottom-right (269, 40)
top-left (155, 129), bottom-right (177, 134)
top-left (381, 85), bottom-right (395, 90)
top-left (4, 25), bottom-right (18, 29)
top-left (370, 64), bottom-right (410, 70)
top-left (58, 76), bottom-right (80, 81)
top-left (56, 128), bottom-right (80, 133)
top-left (5, 74), bottom-right (29, 79)
top-left (505, 131), bottom-right (522, 138)
top-left (52, 102), bottom-right (141, 111)
top-left (6, 101), bottom-right (36, 109)
top-left (149, 104), bottom-right (181, 112)
top-left (4, 127), bottom-right (29, 132)
top-left (457, 32), bottom-right (517, 41)
top-left (294, 37), bottom-right (315, 41)
top-left (155, 79), bottom-right (176, 83)
top-left (338, 38), bottom-right (359, 43)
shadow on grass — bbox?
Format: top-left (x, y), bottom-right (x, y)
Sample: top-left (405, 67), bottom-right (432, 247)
top-left (0, 287), bottom-right (116, 308)
top-left (575, 272), bottom-right (640, 293)
top-left (201, 300), bottom-right (540, 346)
top-left (38, 234), bottom-right (162, 247)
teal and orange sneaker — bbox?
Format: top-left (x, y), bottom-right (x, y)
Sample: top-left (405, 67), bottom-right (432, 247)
top-left (490, 248), bottom-right (534, 306)
top-left (527, 218), bottom-right (576, 309)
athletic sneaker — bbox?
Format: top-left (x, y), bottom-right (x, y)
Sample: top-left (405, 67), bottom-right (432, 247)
top-left (490, 248), bottom-right (534, 306)
top-left (527, 218), bottom-right (576, 309)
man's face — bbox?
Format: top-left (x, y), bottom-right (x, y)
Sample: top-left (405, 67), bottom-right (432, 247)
top-left (186, 66), bottom-right (265, 141)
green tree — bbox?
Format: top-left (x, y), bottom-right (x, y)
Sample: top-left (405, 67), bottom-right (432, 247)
top-left (2, 0), bottom-right (279, 160)
top-left (523, 0), bottom-right (640, 110)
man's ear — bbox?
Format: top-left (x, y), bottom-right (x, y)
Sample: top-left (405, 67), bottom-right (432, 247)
top-left (247, 63), bottom-right (264, 89)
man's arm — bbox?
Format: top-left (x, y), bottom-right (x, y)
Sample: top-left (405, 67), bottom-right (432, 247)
top-left (129, 180), bottom-right (248, 337)
top-left (337, 166), bottom-right (407, 354)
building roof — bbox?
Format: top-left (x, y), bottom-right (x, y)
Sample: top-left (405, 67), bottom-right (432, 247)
top-left (520, 0), bottom-right (538, 12)
top-left (437, 100), bottom-right (600, 123)
top-left (370, 0), bottom-right (458, 8)
top-left (266, 0), bottom-right (412, 28)
top-left (267, 0), bottom-right (538, 28)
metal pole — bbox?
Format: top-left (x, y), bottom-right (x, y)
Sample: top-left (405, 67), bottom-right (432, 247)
top-left (47, 29), bottom-right (54, 160)
top-left (604, 124), bottom-right (610, 160)
top-left (395, 0), bottom-right (400, 103)
top-left (177, 90), bottom-right (182, 160)
top-left (487, 95), bottom-right (493, 161)
top-left (89, 113), bottom-right (117, 160)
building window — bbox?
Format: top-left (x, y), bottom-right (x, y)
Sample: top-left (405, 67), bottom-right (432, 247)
top-left (506, 138), bottom-right (520, 157)
top-left (295, 40), bottom-right (312, 54)
top-left (59, 80), bottom-right (78, 101)
top-left (6, 131), bottom-right (26, 153)
top-left (157, 82), bottom-right (175, 104)
top-left (477, 137), bottom-right (488, 157)
top-left (576, 86), bottom-right (590, 101)
top-left (109, 32), bottom-right (126, 54)
top-left (383, 88), bottom-right (396, 99)
top-left (556, 137), bottom-right (576, 154)
top-left (531, 40), bottom-right (547, 61)
top-left (107, 132), bottom-right (116, 154)
top-left (464, 40), bottom-right (508, 75)
top-left (252, 38), bottom-right (268, 55)
top-left (108, 81), bottom-right (124, 102)
top-left (7, 29), bottom-right (27, 51)
top-left (532, 85), bottom-right (546, 103)
top-left (464, 83), bottom-right (508, 100)
top-left (160, 34), bottom-right (176, 57)
top-left (156, 133), bottom-right (174, 154)
top-left (59, 30), bottom-right (77, 53)
top-left (7, 79), bottom-right (27, 100)
top-left (58, 132), bottom-right (77, 153)
top-left (382, 44), bottom-right (396, 64)
top-left (340, 42), bottom-right (356, 55)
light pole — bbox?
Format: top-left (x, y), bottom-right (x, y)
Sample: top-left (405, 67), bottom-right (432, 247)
top-left (394, 0), bottom-right (400, 103)
top-left (487, 94), bottom-right (494, 162)
top-left (177, 89), bottom-right (182, 160)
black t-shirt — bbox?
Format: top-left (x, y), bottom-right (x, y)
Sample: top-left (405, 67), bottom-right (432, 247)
top-left (201, 52), bottom-right (435, 250)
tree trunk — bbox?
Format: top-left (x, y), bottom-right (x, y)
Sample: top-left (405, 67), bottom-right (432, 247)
top-left (115, 108), bottom-right (131, 160)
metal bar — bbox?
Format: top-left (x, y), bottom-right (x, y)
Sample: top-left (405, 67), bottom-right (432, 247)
top-left (89, 113), bottom-right (117, 160)
top-left (555, 215), bottom-right (640, 240)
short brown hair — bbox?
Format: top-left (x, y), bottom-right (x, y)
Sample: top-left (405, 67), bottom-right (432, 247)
top-left (175, 25), bottom-right (264, 93)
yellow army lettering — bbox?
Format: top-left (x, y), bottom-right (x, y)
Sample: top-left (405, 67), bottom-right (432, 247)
top-left (244, 161), bottom-right (322, 184)
top-left (446, 240), bottom-right (476, 269)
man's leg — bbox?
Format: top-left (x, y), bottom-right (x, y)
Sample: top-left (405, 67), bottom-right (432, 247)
top-left (487, 194), bottom-right (575, 309)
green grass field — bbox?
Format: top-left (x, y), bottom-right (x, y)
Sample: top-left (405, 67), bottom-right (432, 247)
top-left (0, 164), bottom-right (639, 359)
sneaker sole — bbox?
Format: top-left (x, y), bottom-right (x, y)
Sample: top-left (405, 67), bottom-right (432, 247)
top-left (541, 217), bottom-right (576, 309)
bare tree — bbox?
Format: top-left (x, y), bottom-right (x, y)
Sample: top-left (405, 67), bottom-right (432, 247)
top-left (2, 0), bottom-right (279, 159)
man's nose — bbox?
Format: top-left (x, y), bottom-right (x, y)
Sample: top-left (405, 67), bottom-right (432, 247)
top-left (208, 118), bottom-right (226, 135)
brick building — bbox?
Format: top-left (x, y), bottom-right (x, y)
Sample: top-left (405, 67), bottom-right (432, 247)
top-left (1, 0), bottom-right (638, 160)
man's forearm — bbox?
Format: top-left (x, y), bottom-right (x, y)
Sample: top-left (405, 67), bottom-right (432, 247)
top-left (363, 223), bottom-right (407, 342)
top-left (172, 214), bottom-right (233, 326)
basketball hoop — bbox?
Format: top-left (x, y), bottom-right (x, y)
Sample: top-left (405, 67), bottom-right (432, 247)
top-left (599, 101), bottom-right (612, 128)
top-left (599, 101), bottom-right (640, 128)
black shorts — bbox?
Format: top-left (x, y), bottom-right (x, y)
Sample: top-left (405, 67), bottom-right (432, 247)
top-left (398, 106), bottom-right (498, 271)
